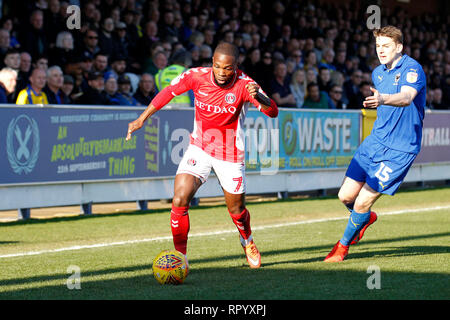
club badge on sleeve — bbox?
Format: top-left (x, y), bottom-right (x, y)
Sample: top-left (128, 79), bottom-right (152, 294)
top-left (406, 71), bottom-right (418, 83)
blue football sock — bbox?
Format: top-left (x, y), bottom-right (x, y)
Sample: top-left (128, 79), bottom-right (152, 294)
top-left (340, 210), bottom-right (371, 246)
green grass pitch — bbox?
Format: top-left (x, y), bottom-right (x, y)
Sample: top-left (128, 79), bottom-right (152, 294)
top-left (0, 187), bottom-right (449, 300)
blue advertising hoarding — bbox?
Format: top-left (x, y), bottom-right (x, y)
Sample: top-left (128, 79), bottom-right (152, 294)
top-left (1, 106), bottom-right (366, 186)
top-left (277, 109), bottom-right (361, 171)
top-left (0, 106), bottom-right (194, 185)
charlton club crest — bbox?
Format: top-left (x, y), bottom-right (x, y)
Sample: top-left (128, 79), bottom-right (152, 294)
top-left (225, 93), bottom-right (236, 104)
top-left (187, 158), bottom-right (197, 166)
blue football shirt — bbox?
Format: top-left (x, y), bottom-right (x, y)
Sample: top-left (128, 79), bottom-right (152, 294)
top-left (370, 54), bottom-right (426, 154)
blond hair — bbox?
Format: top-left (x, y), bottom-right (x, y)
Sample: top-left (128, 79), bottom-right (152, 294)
top-left (0, 67), bottom-right (18, 80)
top-left (373, 25), bottom-right (403, 45)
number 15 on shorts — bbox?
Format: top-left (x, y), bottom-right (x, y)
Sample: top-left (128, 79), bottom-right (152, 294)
top-left (375, 162), bottom-right (392, 190)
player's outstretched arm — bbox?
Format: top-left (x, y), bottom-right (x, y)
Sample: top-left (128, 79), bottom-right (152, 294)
top-left (126, 103), bottom-right (158, 141)
top-left (363, 86), bottom-right (417, 109)
top-left (126, 69), bottom-right (194, 140)
top-left (246, 83), bottom-right (278, 117)
top-left (126, 85), bottom-right (182, 140)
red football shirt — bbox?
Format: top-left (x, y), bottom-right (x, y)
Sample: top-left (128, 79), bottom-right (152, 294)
top-left (151, 67), bottom-right (278, 163)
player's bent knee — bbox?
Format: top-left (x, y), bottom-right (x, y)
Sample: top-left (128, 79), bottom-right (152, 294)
top-left (339, 177), bottom-right (364, 201)
top-left (353, 184), bottom-right (381, 212)
top-left (338, 190), bottom-right (355, 205)
top-left (172, 194), bottom-right (191, 208)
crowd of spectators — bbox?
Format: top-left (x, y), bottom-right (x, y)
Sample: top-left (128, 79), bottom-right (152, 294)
top-left (0, 0), bottom-right (448, 109)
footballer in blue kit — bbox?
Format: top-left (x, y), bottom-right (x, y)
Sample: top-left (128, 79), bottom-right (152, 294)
top-left (324, 26), bottom-right (427, 262)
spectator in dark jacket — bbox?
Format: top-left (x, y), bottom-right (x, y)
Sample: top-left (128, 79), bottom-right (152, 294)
top-left (92, 52), bottom-right (110, 74)
top-left (49, 31), bottom-right (76, 68)
top-left (15, 52), bottom-right (32, 98)
top-left (328, 85), bottom-right (346, 109)
top-left (159, 11), bottom-right (178, 40)
top-left (270, 61), bottom-right (296, 108)
top-left (61, 75), bottom-right (74, 104)
top-left (78, 71), bottom-right (109, 105)
top-left (98, 17), bottom-right (116, 54)
top-left (334, 49), bottom-right (349, 76)
top-left (44, 0), bottom-right (66, 47)
top-left (102, 72), bottom-right (121, 105)
top-left (137, 21), bottom-right (159, 65)
top-left (348, 81), bottom-right (371, 109)
top-left (43, 66), bottom-right (71, 105)
top-left (116, 74), bottom-right (139, 106)
top-left (252, 51), bottom-right (274, 91)
top-left (317, 67), bottom-right (333, 93)
top-left (77, 29), bottom-right (101, 61)
top-left (113, 22), bottom-right (130, 60)
top-left (133, 73), bottom-right (157, 106)
top-left (0, 29), bottom-right (11, 66)
top-left (343, 69), bottom-right (363, 107)
top-left (20, 10), bottom-right (48, 59)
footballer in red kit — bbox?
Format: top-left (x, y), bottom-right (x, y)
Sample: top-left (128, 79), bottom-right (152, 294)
top-left (151, 62), bottom-right (277, 162)
top-left (127, 42), bottom-right (278, 269)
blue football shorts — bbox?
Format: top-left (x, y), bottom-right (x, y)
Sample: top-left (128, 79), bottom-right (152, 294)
top-left (346, 137), bottom-right (417, 195)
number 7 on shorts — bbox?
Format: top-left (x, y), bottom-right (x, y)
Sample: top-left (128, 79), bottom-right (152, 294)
top-left (233, 177), bottom-right (243, 193)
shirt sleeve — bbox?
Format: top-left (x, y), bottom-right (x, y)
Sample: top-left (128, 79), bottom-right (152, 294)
top-left (371, 70), bottom-right (377, 90)
top-left (151, 68), bottom-right (197, 110)
top-left (399, 63), bottom-right (426, 93)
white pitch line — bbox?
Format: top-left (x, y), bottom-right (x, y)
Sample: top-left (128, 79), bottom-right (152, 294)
top-left (1, 205), bottom-right (449, 259)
